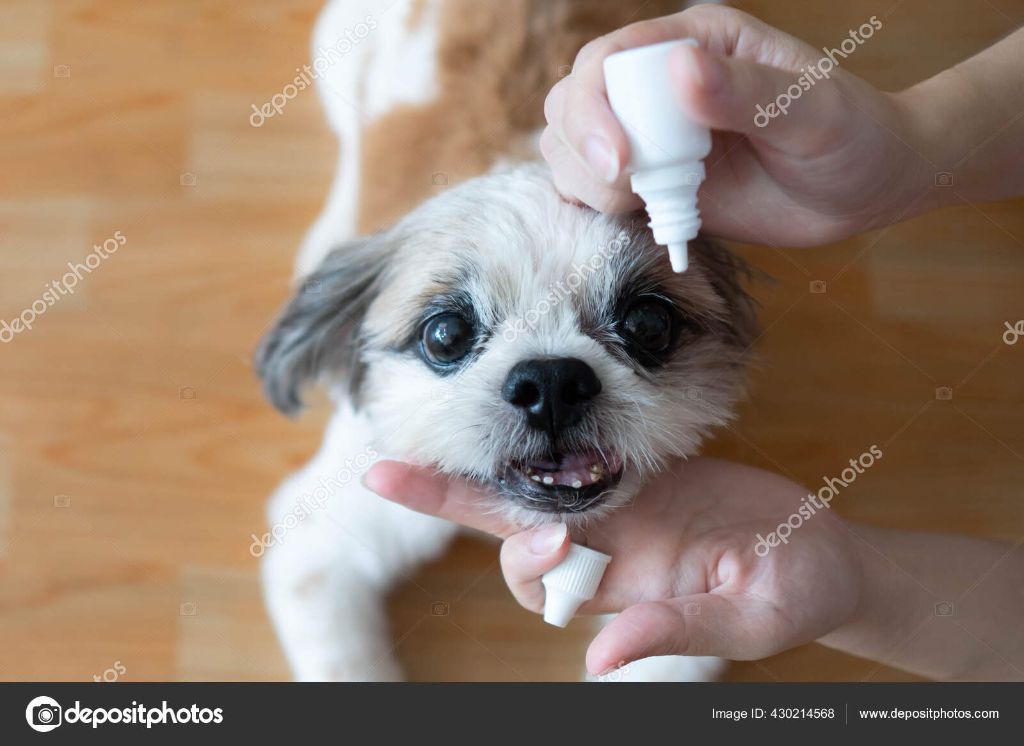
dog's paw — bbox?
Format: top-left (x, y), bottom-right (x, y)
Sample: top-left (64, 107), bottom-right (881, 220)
top-left (589, 655), bottom-right (727, 683)
top-left (293, 653), bottom-right (404, 682)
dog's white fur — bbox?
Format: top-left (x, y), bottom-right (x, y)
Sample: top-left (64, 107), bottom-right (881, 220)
top-left (262, 0), bottom-right (740, 682)
top-left (296, 0), bottom-right (443, 278)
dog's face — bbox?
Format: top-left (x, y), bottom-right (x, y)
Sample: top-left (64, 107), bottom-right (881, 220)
top-left (258, 165), bottom-right (756, 526)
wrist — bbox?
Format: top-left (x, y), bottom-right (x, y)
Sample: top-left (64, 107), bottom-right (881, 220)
top-left (882, 88), bottom-right (957, 218)
top-left (889, 67), bottom-right (986, 212)
top-left (817, 522), bottom-right (928, 659)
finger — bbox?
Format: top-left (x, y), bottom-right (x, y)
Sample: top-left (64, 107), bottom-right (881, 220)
top-left (585, 594), bottom-right (766, 674)
top-left (559, 17), bottom-right (702, 181)
top-left (669, 43), bottom-right (846, 151)
top-left (363, 460), bottom-right (519, 538)
top-left (554, 8), bottom-right (736, 183)
top-left (542, 73), bottom-right (569, 129)
top-left (540, 126), bottom-right (640, 214)
top-left (499, 524), bottom-right (571, 613)
top-left (557, 78), bottom-right (627, 184)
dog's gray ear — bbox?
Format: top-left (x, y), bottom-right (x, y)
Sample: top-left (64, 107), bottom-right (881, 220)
top-left (255, 235), bottom-right (393, 415)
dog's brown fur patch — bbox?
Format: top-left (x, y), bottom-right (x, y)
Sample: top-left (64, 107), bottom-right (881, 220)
top-left (358, 0), bottom-right (682, 233)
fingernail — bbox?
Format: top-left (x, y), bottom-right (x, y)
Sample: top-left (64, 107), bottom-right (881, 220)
top-left (529, 523), bottom-right (568, 555)
top-left (679, 45), bottom-right (724, 94)
top-left (583, 134), bottom-right (619, 182)
top-left (360, 466), bottom-right (385, 493)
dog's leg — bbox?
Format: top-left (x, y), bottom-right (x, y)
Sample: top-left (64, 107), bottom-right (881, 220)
top-left (602, 655), bottom-right (728, 682)
top-left (585, 615), bottom-right (727, 682)
top-left (262, 408), bottom-right (457, 681)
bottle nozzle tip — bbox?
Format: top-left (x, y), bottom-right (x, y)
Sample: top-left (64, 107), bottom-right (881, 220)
top-left (668, 243), bottom-right (688, 272)
top-left (542, 592), bottom-right (582, 628)
top-left (541, 543), bottom-right (611, 627)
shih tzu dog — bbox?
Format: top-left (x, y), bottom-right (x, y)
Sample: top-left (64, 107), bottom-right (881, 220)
top-left (256, 0), bottom-right (753, 681)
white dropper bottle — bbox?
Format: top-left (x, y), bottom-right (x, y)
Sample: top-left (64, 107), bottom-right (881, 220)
top-left (542, 542), bottom-right (611, 627)
top-left (603, 39), bottom-right (711, 273)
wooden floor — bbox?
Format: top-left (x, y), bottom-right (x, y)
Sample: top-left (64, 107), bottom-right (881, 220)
top-left (1, 0), bottom-right (1022, 682)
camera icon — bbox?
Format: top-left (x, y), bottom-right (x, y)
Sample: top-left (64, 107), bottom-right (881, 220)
top-left (431, 601), bottom-right (450, 617)
top-left (301, 278), bottom-right (323, 295)
top-left (179, 172), bottom-right (198, 187)
top-left (935, 386), bottom-right (953, 401)
top-left (431, 172), bottom-right (449, 187)
top-left (809, 280), bottom-right (827, 294)
top-left (934, 172), bottom-right (953, 187)
top-left (26, 696), bottom-right (62, 732)
top-left (53, 494), bottom-right (71, 508)
top-left (53, 64), bottom-right (71, 78)
top-left (180, 601), bottom-right (198, 616)
top-left (179, 386), bottom-right (198, 400)
top-left (684, 386), bottom-right (702, 401)
top-left (935, 601), bottom-right (955, 617)
top-left (33, 703), bottom-right (61, 726)
top-left (557, 63), bottom-right (572, 78)
top-left (683, 172), bottom-right (702, 186)
top-left (683, 601), bottom-right (701, 616)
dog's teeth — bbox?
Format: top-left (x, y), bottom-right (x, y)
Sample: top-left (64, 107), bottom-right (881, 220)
top-left (524, 466), bottom-right (534, 475)
top-left (531, 475), bottom-right (541, 482)
top-left (542, 476), bottom-right (554, 485)
top-left (591, 472), bottom-right (601, 483)
top-left (571, 480), bottom-right (583, 489)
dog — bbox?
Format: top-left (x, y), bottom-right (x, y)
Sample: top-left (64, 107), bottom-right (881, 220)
top-left (256, 0), bottom-right (754, 681)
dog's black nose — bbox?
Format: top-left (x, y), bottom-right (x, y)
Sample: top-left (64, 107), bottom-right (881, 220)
top-left (502, 357), bottom-right (601, 437)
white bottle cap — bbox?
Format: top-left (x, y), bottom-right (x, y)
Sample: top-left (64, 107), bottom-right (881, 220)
top-left (541, 542), bottom-right (611, 627)
top-left (604, 39), bottom-right (712, 273)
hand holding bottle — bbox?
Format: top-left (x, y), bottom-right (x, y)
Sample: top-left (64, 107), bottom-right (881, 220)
top-left (542, 5), bottom-right (1024, 247)
top-left (365, 456), bottom-right (1024, 680)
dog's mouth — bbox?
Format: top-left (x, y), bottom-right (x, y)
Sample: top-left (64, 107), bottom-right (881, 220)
top-left (495, 449), bottom-right (624, 514)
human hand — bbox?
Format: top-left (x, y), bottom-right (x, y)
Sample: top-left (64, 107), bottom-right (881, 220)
top-left (364, 456), bottom-right (863, 675)
top-left (542, 4), bottom-right (930, 247)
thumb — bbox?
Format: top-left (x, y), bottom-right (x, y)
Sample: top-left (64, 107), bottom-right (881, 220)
top-left (669, 43), bottom-right (847, 149)
top-left (585, 594), bottom-right (770, 674)
top-left (362, 460), bottom-right (519, 539)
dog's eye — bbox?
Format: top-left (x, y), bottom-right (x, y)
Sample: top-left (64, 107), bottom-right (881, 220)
top-left (421, 313), bottom-right (474, 366)
top-left (621, 298), bottom-right (674, 354)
